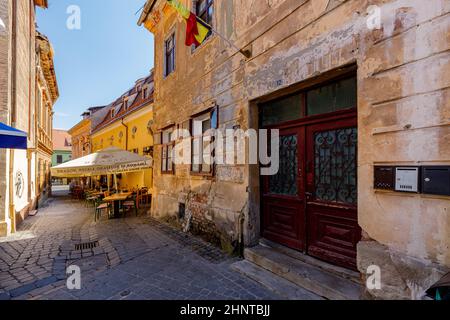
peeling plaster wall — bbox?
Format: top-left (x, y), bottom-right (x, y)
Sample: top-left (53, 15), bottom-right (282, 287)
top-left (149, 0), bottom-right (449, 297)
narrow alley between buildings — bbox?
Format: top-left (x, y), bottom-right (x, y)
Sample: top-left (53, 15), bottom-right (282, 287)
top-left (0, 187), bottom-right (320, 300)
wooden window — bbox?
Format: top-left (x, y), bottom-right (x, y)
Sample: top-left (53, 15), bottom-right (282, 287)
top-left (259, 75), bottom-right (357, 128)
top-left (161, 127), bottom-right (175, 174)
top-left (164, 33), bottom-right (176, 77)
top-left (57, 155), bottom-right (63, 164)
top-left (196, 0), bottom-right (214, 28)
top-left (191, 107), bottom-right (218, 175)
top-left (260, 93), bottom-right (304, 128)
top-left (192, 0), bottom-right (213, 50)
top-left (306, 76), bottom-right (357, 116)
top-left (143, 87), bottom-right (148, 99)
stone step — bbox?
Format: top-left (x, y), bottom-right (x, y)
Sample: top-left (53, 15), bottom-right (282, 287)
top-left (244, 245), bottom-right (363, 300)
top-left (28, 210), bottom-right (38, 217)
top-left (259, 238), bottom-right (361, 284)
top-left (231, 260), bottom-right (324, 300)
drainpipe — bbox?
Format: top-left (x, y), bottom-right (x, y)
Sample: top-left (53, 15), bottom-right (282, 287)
top-left (237, 201), bottom-right (247, 257)
top-left (121, 119), bottom-right (129, 150)
top-left (8, 0), bottom-right (19, 233)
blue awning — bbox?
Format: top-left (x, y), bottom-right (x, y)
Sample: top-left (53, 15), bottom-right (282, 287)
top-left (0, 122), bottom-right (27, 150)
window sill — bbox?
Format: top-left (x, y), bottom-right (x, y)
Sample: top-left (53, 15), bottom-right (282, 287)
top-left (190, 171), bottom-right (214, 178)
top-left (163, 71), bottom-right (176, 81)
top-left (190, 34), bottom-right (217, 56)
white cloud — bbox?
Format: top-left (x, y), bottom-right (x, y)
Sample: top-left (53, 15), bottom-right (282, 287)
top-left (54, 112), bottom-right (71, 118)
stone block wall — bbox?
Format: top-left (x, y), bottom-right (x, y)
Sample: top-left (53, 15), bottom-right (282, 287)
top-left (146, 0), bottom-right (449, 298)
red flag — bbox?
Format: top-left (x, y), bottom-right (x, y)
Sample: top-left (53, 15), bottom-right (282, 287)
top-left (185, 13), bottom-right (200, 46)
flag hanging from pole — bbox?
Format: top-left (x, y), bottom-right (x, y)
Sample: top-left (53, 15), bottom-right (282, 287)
top-left (167, 0), bottom-right (211, 46)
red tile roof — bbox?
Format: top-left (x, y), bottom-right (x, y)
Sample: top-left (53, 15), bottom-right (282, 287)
top-left (52, 129), bottom-right (72, 151)
top-left (92, 72), bottom-right (154, 133)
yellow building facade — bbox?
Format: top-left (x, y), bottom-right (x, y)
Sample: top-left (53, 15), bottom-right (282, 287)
top-left (35, 31), bottom-right (59, 209)
top-left (91, 73), bottom-right (154, 191)
top-left (68, 118), bottom-right (91, 160)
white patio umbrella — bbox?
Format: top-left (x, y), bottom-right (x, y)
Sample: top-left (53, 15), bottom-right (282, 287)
top-left (51, 147), bottom-right (153, 190)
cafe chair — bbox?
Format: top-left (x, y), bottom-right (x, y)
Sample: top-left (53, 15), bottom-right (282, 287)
top-left (139, 187), bottom-right (151, 207)
top-left (122, 195), bottom-right (138, 217)
top-left (95, 199), bottom-right (111, 221)
top-left (85, 192), bottom-right (98, 207)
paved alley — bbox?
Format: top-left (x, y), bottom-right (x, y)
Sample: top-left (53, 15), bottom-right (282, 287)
top-left (0, 188), bottom-right (290, 300)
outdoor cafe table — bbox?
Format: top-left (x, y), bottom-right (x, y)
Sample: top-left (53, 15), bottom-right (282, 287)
top-left (103, 192), bottom-right (132, 219)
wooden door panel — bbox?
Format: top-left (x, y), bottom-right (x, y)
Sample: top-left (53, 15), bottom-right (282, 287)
top-left (305, 117), bottom-right (360, 270)
top-left (307, 205), bottom-right (361, 270)
top-left (263, 197), bottom-right (304, 250)
top-left (262, 127), bottom-right (305, 251)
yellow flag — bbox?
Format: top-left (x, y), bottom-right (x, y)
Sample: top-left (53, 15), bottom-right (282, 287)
top-left (167, 0), bottom-right (190, 19)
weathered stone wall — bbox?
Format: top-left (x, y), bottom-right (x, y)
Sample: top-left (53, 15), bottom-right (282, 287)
top-left (148, 0), bottom-right (449, 298)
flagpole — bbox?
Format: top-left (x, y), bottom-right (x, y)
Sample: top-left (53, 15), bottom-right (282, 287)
top-left (195, 15), bottom-right (252, 59)
top-left (166, 0), bottom-right (251, 58)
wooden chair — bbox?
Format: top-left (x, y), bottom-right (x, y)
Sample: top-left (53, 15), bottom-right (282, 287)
top-left (95, 199), bottom-right (111, 221)
top-left (73, 187), bottom-right (84, 200)
top-left (84, 191), bottom-right (98, 207)
top-left (122, 195), bottom-right (138, 217)
top-left (138, 188), bottom-right (151, 208)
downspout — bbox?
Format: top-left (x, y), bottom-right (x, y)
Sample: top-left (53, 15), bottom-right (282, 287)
top-left (27, 0), bottom-right (33, 203)
top-left (8, 0), bottom-right (19, 233)
top-left (121, 119), bottom-right (129, 150)
top-left (237, 201), bottom-right (247, 257)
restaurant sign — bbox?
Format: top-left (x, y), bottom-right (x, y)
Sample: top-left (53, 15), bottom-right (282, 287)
top-left (51, 159), bottom-right (152, 178)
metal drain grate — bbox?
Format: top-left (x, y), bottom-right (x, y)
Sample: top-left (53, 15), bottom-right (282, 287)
top-left (75, 241), bottom-right (99, 251)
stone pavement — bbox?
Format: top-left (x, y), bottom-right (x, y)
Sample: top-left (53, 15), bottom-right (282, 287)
top-left (0, 188), bottom-right (290, 300)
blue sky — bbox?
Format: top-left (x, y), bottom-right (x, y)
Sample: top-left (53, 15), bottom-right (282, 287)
top-left (36, 0), bottom-right (154, 130)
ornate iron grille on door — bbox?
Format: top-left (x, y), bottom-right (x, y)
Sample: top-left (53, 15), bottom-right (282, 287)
top-left (314, 127), bottom-right (357, 204)
top-left (269, 135), bottom-right (298, 196)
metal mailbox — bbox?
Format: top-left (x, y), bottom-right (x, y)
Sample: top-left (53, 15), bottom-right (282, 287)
top-left (422, 166), bottom-right (450, 196)
top-left (395, 167), bottom-right (420, 193)
top-left (374, 166), bottom-right (395, 190)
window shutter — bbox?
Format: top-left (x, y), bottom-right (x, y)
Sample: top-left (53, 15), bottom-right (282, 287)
top-left (154, 132), bottom-right (162, 145)
top-left (211, 105), bottom-right (219, 129)
top-left (181, 120), bottom-right (191, 137)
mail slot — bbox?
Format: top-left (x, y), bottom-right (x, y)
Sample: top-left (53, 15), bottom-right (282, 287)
top-left (422, 166), bottom-right (450, 196)
top-left (395, 167), bottom-right (420, 193)
top-left (374, 166), bottom-right (395, 190)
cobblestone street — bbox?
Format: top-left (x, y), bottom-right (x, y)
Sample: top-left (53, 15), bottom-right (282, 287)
top-left (0, 188), bottom-right (284, 300)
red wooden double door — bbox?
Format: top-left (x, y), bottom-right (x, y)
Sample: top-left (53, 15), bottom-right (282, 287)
top-left (262, 111), bottom-right (361, 270)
